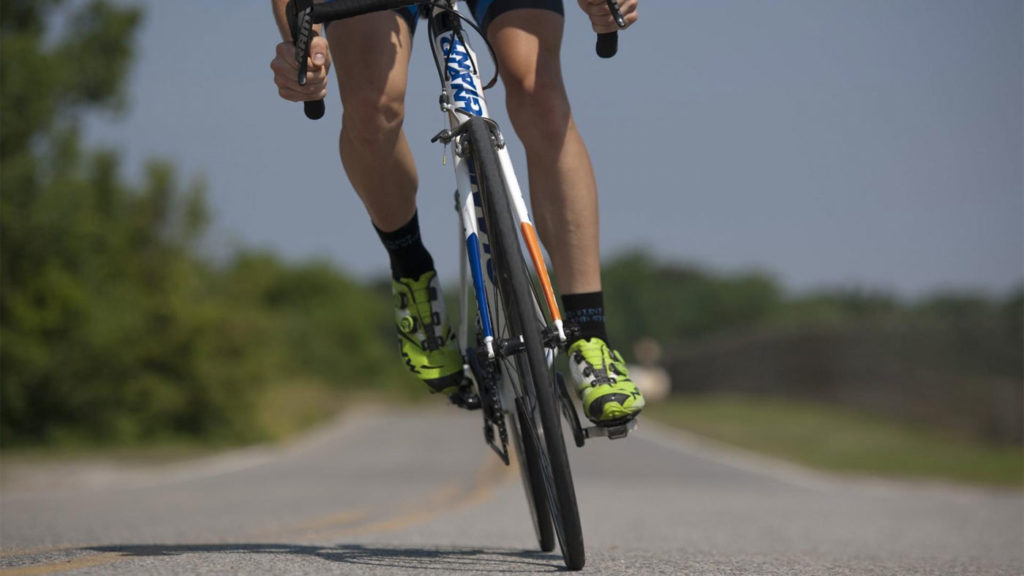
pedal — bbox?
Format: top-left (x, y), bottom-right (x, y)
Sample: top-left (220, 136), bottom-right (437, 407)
top-left (583, 418), bottom-right (638, 441)
top-left (555, 372), bottom-right (638, 444)
top-left (448, 380), bottom-right (481, 410)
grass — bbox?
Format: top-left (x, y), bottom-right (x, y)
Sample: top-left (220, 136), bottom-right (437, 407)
top-left (252, 378), bottom-right (348, 440)
top-left (0, 379), bottom-right (430, 478)
top-left (252, 377), bottom-right (430, 440)
top-left (645, 394), bottom-right (1024, 487)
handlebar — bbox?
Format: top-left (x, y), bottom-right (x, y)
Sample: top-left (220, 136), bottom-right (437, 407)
top-left (596, 33), bottom-right (617, 58)
top-left (596, 0), bottom-right (627, 59)
top-left (287, 0), bottom-right (423, 120)
top-left (286, 0), bottom-right (628, 119)
top-left (309, 0), bottom-right (416, 23)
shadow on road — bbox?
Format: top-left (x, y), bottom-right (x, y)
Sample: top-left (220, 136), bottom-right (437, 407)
top-left (88, 543), bottom-right (564, 573)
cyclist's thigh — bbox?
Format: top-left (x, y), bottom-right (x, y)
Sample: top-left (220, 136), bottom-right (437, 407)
top-left (484, 5), bottom-right (567, 100)
top-left (468, 0), bottom-right (564, 40)
top-left (324, 10), bottom-right (414, 109)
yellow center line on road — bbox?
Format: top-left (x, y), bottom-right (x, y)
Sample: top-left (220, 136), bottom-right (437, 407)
top-left (0, 453), bottom-right (515, 575)
top-left (304, 453), bottom-right (515, 541)
top-left (461, 450), bottom-right (517, 508)
top-left (247, 509), bottom-right (371, 540)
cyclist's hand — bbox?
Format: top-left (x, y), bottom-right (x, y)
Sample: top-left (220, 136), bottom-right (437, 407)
top-left (271, 34), bottom-right (331, 102)
top-left (577, 0), bottom-right (638, 34)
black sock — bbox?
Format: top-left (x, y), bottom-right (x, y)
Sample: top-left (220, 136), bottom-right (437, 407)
top-left (375, 212), bottom-right (434, 280)
top-left (561, 291), bottom-right (608, 346)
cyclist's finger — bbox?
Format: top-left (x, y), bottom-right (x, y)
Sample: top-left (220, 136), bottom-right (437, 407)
top-left (274, 63), bottom-right (325, 94)
top-left (578, 0), bottom-right (605, 20)
top-left (309, 36), bottom-right (331, 71)
top-left (580, 4), bottom-right (614, 34)
top-left (579, 0), bottom-right (638, 33)
top-left (277, 85), bottom-right (327, 103)
top-left (270, 56), bottom-right (295, 81)
top-left (590, 16), bottom-right (619, 34)
top-left (305, 64), bottom-right (328, 86)
top-left (618, 0), bottom-right (639, 27)
top-left (274, 70), bottom-right (325, 95)
top-left (274, 42), bottom-right (300, 71)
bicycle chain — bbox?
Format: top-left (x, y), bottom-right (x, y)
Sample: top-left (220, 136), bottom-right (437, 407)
top-left (480, 372), bottom-right (509, 465)
top-left (467, 344), bottom-right (510, 465)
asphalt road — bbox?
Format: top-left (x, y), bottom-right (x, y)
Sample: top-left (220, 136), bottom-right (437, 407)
top-left (2, 406), bottom-right (1022, 575)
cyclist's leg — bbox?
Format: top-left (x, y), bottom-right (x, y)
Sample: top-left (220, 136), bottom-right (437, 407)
top-left (325, 12), bottom-right (465, 394)
top-left (486, 8), bottom-right (600, 296)
top-left (325, 11), bottom-right (417, 232)
top-left (487, 6), bottom-right (644, 423)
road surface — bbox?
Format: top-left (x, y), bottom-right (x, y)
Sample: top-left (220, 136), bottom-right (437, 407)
top-left (2, 406), bottom-right (1021, 575)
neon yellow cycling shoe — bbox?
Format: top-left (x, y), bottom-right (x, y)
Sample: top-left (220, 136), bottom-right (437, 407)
top-left (567, 338), bottom-right (645, 424)
top-left (392, 271), bottom-right (464, 395)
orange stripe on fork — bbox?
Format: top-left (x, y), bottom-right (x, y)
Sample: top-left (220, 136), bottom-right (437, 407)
top-left (520, 222), bottom-right (562, 324)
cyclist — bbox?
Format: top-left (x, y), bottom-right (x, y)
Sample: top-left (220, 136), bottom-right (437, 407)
top-left (270, 0), bottom-right (644, 425)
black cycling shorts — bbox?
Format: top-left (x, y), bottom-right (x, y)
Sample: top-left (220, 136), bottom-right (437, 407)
top-left (325, 0), bottom-right (564, 37)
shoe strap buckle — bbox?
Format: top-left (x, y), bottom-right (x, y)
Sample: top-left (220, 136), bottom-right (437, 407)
top-left (399, 315), bottom-right (418, 334)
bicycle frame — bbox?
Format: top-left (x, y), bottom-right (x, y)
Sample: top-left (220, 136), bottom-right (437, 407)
top-left (421, 4), bottom-right (566, 370)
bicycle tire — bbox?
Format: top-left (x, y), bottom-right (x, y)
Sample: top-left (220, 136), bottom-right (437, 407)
top-left (507, 401), bottom-right (556, 552)
top-left (465, 117), bottom-right (585, 570)
top-left (464, 116), bottom-right (555, 556)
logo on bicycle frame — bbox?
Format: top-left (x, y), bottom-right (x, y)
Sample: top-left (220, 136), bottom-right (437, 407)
top-left (468, 165), bottom-right (496, 284)
top-left (440, 35), bottom-right (483, 116)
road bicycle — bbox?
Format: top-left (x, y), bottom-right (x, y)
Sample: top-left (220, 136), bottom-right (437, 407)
top-left (285, 0), bottom-right (634, 569)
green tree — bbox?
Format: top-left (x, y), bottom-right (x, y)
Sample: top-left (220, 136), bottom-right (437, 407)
top-left (0, 1), bottom-right (268, 445)
top-left (1, 1), bottom-right (409, 448)
top-left (218, 254), bottom-right (408, 393)
top-left (602, 252), bottom-right (782, 357)
top-left (3, 1), bottom-right (143, 444)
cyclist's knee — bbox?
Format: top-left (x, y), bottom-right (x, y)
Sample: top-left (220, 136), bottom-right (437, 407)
top-left (340, 92), bottom-right (406, 148)
top-left (488, 9), bottom-right (569, 146)
top-left (505, 75), bottom-right (572, 148)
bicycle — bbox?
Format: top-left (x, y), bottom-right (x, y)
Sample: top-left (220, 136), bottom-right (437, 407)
top-left (285, 0), bottom-right (635, 570)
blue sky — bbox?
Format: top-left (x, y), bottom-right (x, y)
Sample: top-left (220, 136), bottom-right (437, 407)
top-left (84, 0), bottom-right (1023, 297)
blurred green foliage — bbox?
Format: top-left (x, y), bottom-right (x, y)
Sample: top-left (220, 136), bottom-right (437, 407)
top-left (603, 250), bottom-right (1023, 363)
top-left (648, 395), bottom-right (1023, 486)
top-left (0, 1), bottom-right (407, 448)
top-left (602, 251), bottom-right (782, 352)
top-left (603, 252), bottom-right (1022, 445)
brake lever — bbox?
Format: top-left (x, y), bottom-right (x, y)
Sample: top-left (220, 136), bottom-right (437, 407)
top-left (286, 0), bottom-right (325, 119)
top-left (607, 0), bottom-right (626, 27)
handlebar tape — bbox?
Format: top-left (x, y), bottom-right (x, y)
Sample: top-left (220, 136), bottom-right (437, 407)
top-left (304, 100), bottom-right (325, 120)
top-left (310, 0), bottom-right (416, 24)
top-left (596, 32), bottom-right (618, 58)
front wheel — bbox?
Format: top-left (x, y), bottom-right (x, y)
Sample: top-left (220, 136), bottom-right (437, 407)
top-left (508, 401), bottom-right (555, 552)
top-left (466, 117), bottom-right (585, 570)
